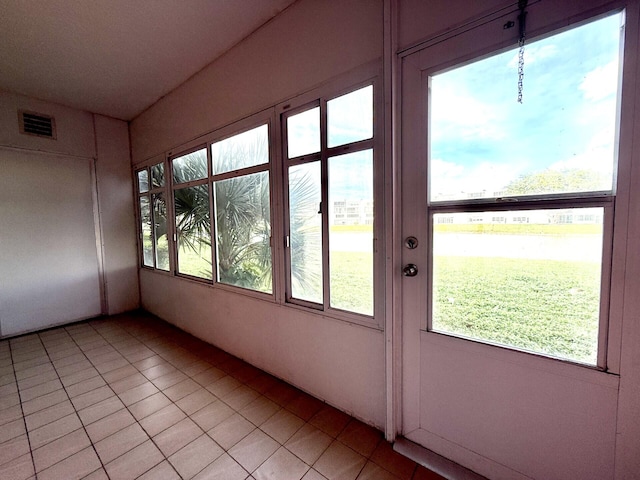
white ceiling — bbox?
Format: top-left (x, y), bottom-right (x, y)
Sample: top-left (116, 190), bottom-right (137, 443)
top-left (0, 0), bottom-right (297, 120)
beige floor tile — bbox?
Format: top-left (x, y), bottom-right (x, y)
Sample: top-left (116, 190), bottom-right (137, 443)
top-left (139, 403), bottom-right (186, 437)
top-left (0, 434), bottom-right (30, 467)
top-left (0, 373), bottom-right (15, 387)
top-left (59, 366), bottom-right (100, 388)
top-left (0, 452), bottom-right (34, 480)
top-left (0, 404), bottom-right (23, 427)
top-left (21, 388), bottom-right (68, 416)
top-left (77, 396), bottom-right (124, 425)
top-left (260, 408), bottom-right (305, 444)
top-left (412, 465), bottom-right (447, 480)
top-left (132, 355), bottom-right (165, 371)
top-left (37, 446), bottom-right (101, 480)
top-left (85, 408), bottom-right (136, 443)
top-left (176, 388), bottom-right (216, 415)
top-left (118, 381), bottom-right (159, 406)
top-left (302, 468), bottom-right (328, 479)
top-left (101, 364), bottom-right (138, 384)
top-left (337, 420), bottom-right (383, 458)
top-left (192, 453), bottom-right (249, 480)
top-left (0, 418), bottom-right (26, 444)
top-left (285, 393), bottom-right (324, 422)
top-left (168, 434), bottom-right (224, 479)
top-left (0, 393), bottom-right (21, 411)
top-left (70, 385), bottom-right (114, 411)
top-left (19, 379), bottom-right (63, 403)
top-left (164, 378), bottom-right (201, 402)
top-left (285, 423), bottom-right (333, 465)
top-left (129, 391), bottom-right (172, 420)
top-left (137, 460), bottom-right (181, 480)
top-left (191, 367), bottom-right (226, 387)
top-left (83, 467), bottom-right (110, 480)
top-left (0, 382), bottom-right (18, 397)
top-left (16, 369), bottom-right (58, 391)
top-left (151, 370), bottom-right (188, 390)
top-left (105, 440), bottom-right (164, 480)
top-left (65, 375), bottom-right (107, 398)
top-left (264, 381), bottom-right (299, 407)
top-left (240, 395), bottom-right (280, 426)
top-left (191, 399), bottom-right (234, 431)
top-left (109, 372), bottom-right (147, 394)
top-left (153, 417), bottom-right (203, 456)
top-left (51, 352), bottom-right (87, 369)
top-left (56, 361), bottom-right (94, 379)
top-left (222, 384), bottom-right (260, 411)
top-left (313, 441), bottom-right (367, 480)
top-left (28, 413), bottom-right (82, 449)
top-left (95, 357), bottom-right (130, 374)
top-left (208, 413), bottom-right (256, 450)
top-left (369, 441), bottom-right (417, 480)
top-left (356, 461), bottom-right (403, 480)
top-left (25, 399), bottom-right (74, 431)
top-left (206, 375), bottom-right (242, 398)
top-left (253, 446), bottom-right (309, 480)
top-left (95, 422), bottom-right (149, 464)
top-left (141, 362), bottom-right (176, 381)
top-left (309, 406), bottom-right (351, 438)
top-left (33, 428), bottom-right (90, 472)
top-left (229, 429), bottom-right (279, 473)
top-left (180, 360), bottom-right (212, 378)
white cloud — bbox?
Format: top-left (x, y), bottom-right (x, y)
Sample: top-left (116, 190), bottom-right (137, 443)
top-left (579, 59), bottom-right (619, 101)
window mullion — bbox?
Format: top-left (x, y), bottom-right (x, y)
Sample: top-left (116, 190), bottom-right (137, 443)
top-left (320, 99), bottom-right (330, 311)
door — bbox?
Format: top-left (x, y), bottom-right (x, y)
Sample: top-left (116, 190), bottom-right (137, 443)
top-left (400, 5), bottom-right (629, 480)
top-left (0, 149), bottom-right (103, 336)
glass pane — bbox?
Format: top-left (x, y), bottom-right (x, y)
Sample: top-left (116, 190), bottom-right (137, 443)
top-left (152, 193), bottom-right (169, 271)
top-left (151, 162), bottom-right (165, 188)
top-left (173, 149), bottom-right (207, 184)
top-left (214, 171), bottom-right (272, 293)
top-left (287, 107), bottom-right (320, 158)
top-left (432, 207), bottom-right (604, 364)
top-left (328, 85), bottom-right (373, 147)
top-left (212, 125), bottom-right (269, 175)
top-left (175, 185), bottom-right (212, 279)
top-left (329, 150), bottom-right (374, 315)
top-left (289, 162), bottom-right (322, 303)
top-left (137, 170), bottom-right (149, 193)
top-left (139, 196), bottom-right (153, 266)
top-left (430, 13), bottom-right (622, 201)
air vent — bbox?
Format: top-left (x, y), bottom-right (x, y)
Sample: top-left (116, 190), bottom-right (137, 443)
top-left (18, 110), bottom-right (56, 139)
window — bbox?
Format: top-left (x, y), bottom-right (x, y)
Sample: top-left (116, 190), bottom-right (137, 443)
top-left (283, 84), bottom-right (376, 317)
top-left (136, 162), bottom-right (170, 271)
top-left (171, 148), bottom-right (212, 280)
top-left (428, 13), bottom-right (622, 365)
top-left (211, 124), bottom-right (272, 293)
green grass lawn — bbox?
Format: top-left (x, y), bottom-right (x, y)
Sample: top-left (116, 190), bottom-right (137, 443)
top-left (433, 256), bottom-right (600, 364)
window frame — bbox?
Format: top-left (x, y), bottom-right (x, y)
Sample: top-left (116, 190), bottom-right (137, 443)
top-left (278, 73), bottom-right (384, 328)
top-left (135, 156), bottom-right (173, 273)
top-left (423, 10), bottom-right (625, 370)
top-left (169, 144), bottom-right (213, 282)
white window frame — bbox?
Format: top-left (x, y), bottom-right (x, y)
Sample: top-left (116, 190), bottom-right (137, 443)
top-left (423, 9), bottom-right (626, 371)
top-left (277, 67), bottom-right (385, 328)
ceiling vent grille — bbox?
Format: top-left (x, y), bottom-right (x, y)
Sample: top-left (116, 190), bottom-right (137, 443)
top-left (18, 110), bottom-right (56, 139)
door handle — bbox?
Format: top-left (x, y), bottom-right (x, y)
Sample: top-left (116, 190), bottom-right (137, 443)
top-left (403, 264), bottom-right (418, 277)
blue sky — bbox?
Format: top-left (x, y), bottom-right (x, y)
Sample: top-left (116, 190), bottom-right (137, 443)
top-left (430, 12), bottom-right (623, 200)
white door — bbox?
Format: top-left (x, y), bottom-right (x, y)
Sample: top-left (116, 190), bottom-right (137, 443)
top-left (0, 149), bottom-right (103, 336)
top-left (400, 4), bottom-right (632, 479)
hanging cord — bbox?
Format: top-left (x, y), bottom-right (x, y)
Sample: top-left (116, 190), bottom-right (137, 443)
top-left (517, 0), bottom-right (528, 103)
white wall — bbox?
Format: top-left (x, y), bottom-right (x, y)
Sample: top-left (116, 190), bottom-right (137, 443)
top-left (130, 0), bottom-right (386, 427)
top-left (0, 91), bottom-right (139, 335)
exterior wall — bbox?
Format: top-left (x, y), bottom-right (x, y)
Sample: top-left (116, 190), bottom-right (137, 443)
top-left (129, 0), bottom-right (385, 427)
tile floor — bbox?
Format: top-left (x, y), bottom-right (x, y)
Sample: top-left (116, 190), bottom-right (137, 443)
top-left (0, 311), bottom-right (444, 480)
